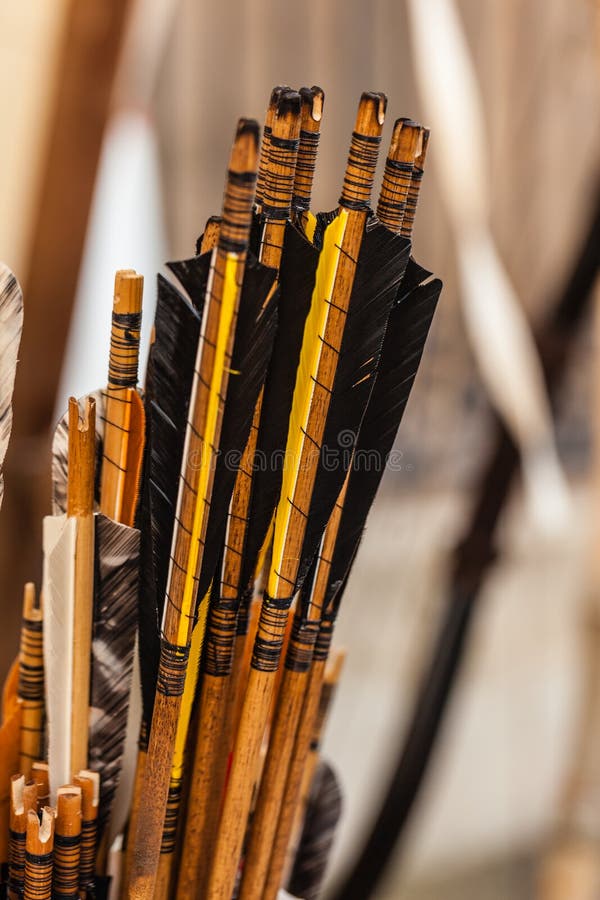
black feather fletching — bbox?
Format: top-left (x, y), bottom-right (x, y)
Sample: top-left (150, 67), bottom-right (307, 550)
top-left (287, 761), bottom-right (343, 900)
top-left (312, 208), bottom-right (338, 248)
top-left (250, 210), bottom-right (264, 257)
top-left (138, 255), bottom-right (209, 728)
top-left (325, 261), bottom-right (442, 611)
top-left (294, 221), bottom-right (410, 596)
top-left (89, 513), bottom-right (140, 838)
top-left (138, 250), bottom-right (278, 724)
top-left (195, 254), bottom-right (278, 606)
top-left (240, 223), bottom-right (319, 592)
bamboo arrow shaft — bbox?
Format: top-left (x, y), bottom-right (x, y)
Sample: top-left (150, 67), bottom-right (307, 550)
top-left (151, 218), bottom-right (226, 900)
top-left (292, 86), bottom-right (324, 228)
top-left (266, 644), bottom-right (345, 899)
top-left (377, 118), bottom-right (421, 233)
top-left (175, 92), bottom-right (302, 900)
top-left (121, 208), bottom-right (222, 900)
top-left (257, 134), bottom-right (436, 897)
top-left (264, 621), bottom-right (342, 899)
top-left (67, 397), bottom-right (96, 779)
top-left (255, 86), bottom-right (290, 214)
top-left (268, 92), bottom-right (387, 600)
top-left (401, 127), bottom-right (429, 239)
top-left (18, 584), bottom-right (44, 778)
top-left (128, 119), bottom-right (259, 900)
top-left (31, 763), bottom-right (49, 812)
top-left (240, 474), bottom-right (349, 900)
top-left (74, 771), bottom-right (99, 899)
top-left (265, 658), bottom-right (326, 899)
top-left (24, 808), bottom-right (55, 900)
top-left (53, 787), bottom-right (82, 900)
top-left (208, 92), bottom-right (386, 900)
top-left (219, 90), bottom-right (301, 609)
top-left (284, 648), bottom-right (346, 884)
top-left (9, 776), bottom-right (38, 900)
top-left (259, 91), bottom-right (302, 269)
top-left (174, 424), bottom-right (261, 897)
top-left (100, 270), bottom-right (143, 524)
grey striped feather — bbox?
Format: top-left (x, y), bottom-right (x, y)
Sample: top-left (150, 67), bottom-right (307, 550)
top-left (51, 393), bottom-right (140, 837)
top-left (287, 761), bottom-right (343, 900)
top-left (0, 263), bottom-right (23, 510)
top-left (89, 513), bottom-right (140, 838)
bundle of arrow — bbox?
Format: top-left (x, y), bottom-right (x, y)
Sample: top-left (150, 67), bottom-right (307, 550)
top-left (0, 85), bottom-right (441, 900)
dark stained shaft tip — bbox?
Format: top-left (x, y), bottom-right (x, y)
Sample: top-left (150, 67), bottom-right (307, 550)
top-left (270, 84), bottom-right (292, 108)
top-left (276, 89), bottom-right (302, 118)
top-left (360, 91), bottom-right (387, 125)
top-left (235, 118), bottom-right (260, 146)
top-left (394, 117), bottom-right (421, 129)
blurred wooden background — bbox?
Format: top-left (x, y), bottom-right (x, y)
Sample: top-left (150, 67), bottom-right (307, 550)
top-left (0, 0), bottom-right (598, 894)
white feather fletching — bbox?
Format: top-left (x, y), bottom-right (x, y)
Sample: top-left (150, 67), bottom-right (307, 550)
top-left (0, 263), bottom-right (24, 510)
top-left (406, 0), bottom-right (569, 529)
top-left (43, 513), bottom-right (77, 801)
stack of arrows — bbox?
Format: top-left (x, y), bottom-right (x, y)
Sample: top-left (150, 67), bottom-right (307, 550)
top-left (0, 84), bottom-right (441, 900)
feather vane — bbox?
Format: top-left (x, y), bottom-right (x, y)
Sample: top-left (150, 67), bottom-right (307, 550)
top-left (0, 264), bottom-right (23, 510)
top-left (326, 264), bottom-right (442, 607)
top-left (295, 222), bottom-right (410, 592)
top-left (195, 254), bottom-right (278, 605)
top-left (240, 224), bottom-right (318, 593)
top-left (89, 513), bottom-right (140, 837)
top-left (42, 514), bottom-right (77, 798)
top-left (287, 761), bottom-right (343, 900)
top-left (269, 210), bottom-right (349, 599)
top-left (138, 259), bottom-right (208, 725)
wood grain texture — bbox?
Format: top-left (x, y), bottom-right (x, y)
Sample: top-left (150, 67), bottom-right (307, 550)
top-left (265, 638), bottom-right (342, 900)
top-left (376, 118), bottom-right (420, 234)
top-left (100, 270), bottom-right (144, 525)
top-left (255, 86), bottom-right (290, 213)
top-left (24, 807), bottom-right (55, 900)
top-left (259, 90), bottom-right (301, 269)
top-left (0, 663), bottom-right (24, 865)
top-left (121, 216), bottom-right (222, 896)
top-left (239, 477), bottom-right (349, 900)
top-left (74, 770), bottom-right (99, 899)
top-left (67, 398), bottom-right (96, 779)
top-left (18, 583), bottom-right (44, 777)
top-left (9, 776), bottom-right (38, 900)
top-left (400, 127), bottom-right (429, 239)
top-left (0, 0), bottom-right (134, 683)
top-left (264, 658), bottom-right (327, 900)
top-left (175, 92), bottom-right (300, 900)
top-left (292, 86), bottom-right (324, 224)
top-left (207, 92), bottom-right (386, 900)
top-left (31, 763), bottom-right (49, 812)
top-left (53, 787), bottom-right (82, 900)
top-left (285, 649), bottom-right (346, 884)
top-left (128, 120), bottom-right (259, 900)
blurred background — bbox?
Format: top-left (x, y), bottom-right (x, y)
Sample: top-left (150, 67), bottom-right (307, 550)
top-left (0, 0), bottom-right (599, 897)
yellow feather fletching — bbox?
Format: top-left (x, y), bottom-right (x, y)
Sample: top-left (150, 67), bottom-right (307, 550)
top-left (269, 209), bottom-right (349, 598)
top-left (177, 252), bottom-right (239, 645)
top-left (304, 211), bottom-right (317, 244)
top-left (171, 588), bottom-right (209, 780)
